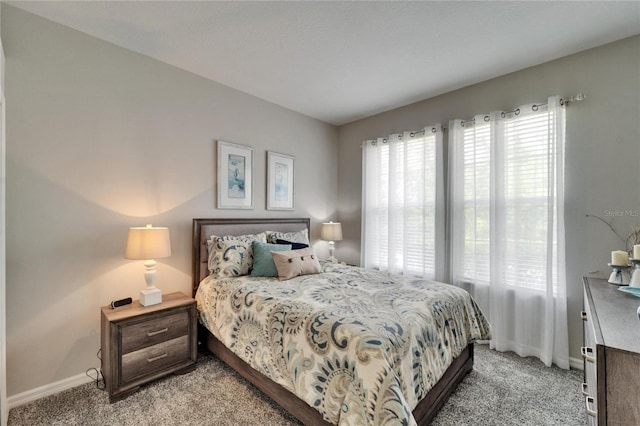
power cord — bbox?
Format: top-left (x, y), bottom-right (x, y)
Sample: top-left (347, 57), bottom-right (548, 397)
top-left (85, 348), bottom-right (105, 390)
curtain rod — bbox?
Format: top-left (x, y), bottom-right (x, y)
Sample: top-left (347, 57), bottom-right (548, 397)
top-left (367, 126), bottom-right (439, 145)
top-left (458, 93), bottom-right (586, 127)
top-left (361, 93), bottom-right (586, 147)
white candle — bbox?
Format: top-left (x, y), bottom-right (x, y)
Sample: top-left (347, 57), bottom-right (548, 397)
top-left (634, 245), bottom-right (640, 260)
top-left (612, 250), bottom-right (629, 266)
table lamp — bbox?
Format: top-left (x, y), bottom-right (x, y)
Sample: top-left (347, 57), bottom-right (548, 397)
top-left (125, 224), bottom-right (171, 306)
top-left (321, 221), bottom-right (343, 263)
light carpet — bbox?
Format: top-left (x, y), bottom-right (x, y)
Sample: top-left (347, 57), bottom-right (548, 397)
top-left (8, 344), bottom-right (584, 425)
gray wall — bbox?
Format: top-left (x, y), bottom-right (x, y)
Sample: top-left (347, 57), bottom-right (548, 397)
top-left (3, 5), bottom-right (338, 396)
top-left (337, 35), bottom-right (640, 361)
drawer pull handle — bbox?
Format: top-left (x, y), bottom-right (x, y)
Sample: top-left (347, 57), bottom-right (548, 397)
top-left (581, 311), bottom-right (588, 321)
top-left (581, 346), bottom-right (595, 363)
top-left (147, 328), bottom-right (169, 337)
top-left (147, 353), bottom-right (168, 363)
top-left (581, 382), bottom-right (588, 396)
top-left (585, 396), bottom-right (597, 417)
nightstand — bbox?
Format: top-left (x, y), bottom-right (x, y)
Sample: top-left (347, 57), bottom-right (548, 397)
top-left (101, 292), bottom-right (197, 402)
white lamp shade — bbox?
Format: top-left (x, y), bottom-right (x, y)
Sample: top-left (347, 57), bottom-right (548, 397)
top-left (321, 222), bottom-right (343, 241)
top-left (125, 225), bottom-right (171, 260)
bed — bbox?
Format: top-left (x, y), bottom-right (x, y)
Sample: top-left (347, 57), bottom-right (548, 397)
top-left (192, 218), bottom-right (490, 425)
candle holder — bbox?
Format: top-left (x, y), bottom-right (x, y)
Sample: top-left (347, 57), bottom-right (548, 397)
top-left (629, 259), bottom-right (640, 288)
top-left (608, 263), bottom-right (632, 285)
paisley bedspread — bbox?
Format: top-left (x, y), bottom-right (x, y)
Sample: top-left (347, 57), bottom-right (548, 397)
top-left (195, 262), bottom-right (491, 425)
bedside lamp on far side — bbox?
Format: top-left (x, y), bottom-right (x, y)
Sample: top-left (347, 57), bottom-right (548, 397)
top-left (125, 224), bottom-right (171, 307)
top-left (321, 221), bottom-right (343, 263)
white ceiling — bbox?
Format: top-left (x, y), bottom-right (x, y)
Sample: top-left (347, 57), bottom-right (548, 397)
top-left (8, 1), bottom-right (640, 125)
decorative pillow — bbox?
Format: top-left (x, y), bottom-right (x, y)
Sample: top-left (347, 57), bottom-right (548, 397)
top-left (217, 232), bottom-right (267, 244)
top-left (250, 241), bottom-right (292, 277)
top-left (271, 247), bottom-right (322, 280)
top-left (207, 232), bottom-right (267, 276)
top-left (268, 228), bottom-right (309, 245)
top-left (276, 239), bottom-right (309, 250)
top-left (206, 235), bottom-right (220, 273)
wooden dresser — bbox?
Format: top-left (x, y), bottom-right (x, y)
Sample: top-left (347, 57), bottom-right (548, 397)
top-left (582, 277), bottom-right (640, 425)
top-left (101, 292), bottom-right (197, 402)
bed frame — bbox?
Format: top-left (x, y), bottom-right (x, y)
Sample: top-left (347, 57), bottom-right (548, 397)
top-left (192, 218), bottom-right (473, 425)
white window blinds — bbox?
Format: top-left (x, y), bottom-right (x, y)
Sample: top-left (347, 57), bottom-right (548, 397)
top-left (500, 110), bottom-right (561, 291)
top-left (362, 126), bottom-right (444, 280)
top-left (451, 108), bottom-right (562, 292)
top-left (453, 116), bottom-right (491, 285)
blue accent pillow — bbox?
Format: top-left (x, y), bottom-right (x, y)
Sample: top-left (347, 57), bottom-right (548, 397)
top-left (250, 241), bottom-right (292, 277)
top-left (276, 239), bottom-right (309, 250)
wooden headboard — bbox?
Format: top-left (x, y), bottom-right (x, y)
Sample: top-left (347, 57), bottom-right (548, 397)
top-left (192, 218), bottom-right (311, 296)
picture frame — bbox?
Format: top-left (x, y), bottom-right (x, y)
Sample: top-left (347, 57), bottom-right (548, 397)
top-left (217, 140), bottom-right (254, 209)
top-left (267, 151), bottom-right (295, 210)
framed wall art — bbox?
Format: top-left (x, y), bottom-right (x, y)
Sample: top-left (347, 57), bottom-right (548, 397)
top-left (217, 141), bottom-right (254, 209)
top-left (267, 151), bottom-right (294, 210)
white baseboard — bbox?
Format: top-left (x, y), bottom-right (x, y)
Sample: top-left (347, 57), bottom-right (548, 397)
top-left (570, 356), bottom-right (583, 371)
top-left (7, 372), bottom-right (93, 410)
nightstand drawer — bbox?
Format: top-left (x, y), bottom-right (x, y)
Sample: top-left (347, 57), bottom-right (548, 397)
top-left (121, 310), bottom-right (189, 353)
top-left (121, 335), bottom-right (190, 382)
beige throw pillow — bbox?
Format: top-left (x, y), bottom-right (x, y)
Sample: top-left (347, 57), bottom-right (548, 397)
top-left (271, 247), bottom-right (322, 280)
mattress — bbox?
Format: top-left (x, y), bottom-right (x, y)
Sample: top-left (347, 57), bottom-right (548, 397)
top-left (195, 262), bottom-right (491, 425)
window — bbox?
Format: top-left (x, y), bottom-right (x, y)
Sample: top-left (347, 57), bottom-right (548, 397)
top-left (501, 111), bottom-right (560, 291)
top-left (459, 119), bottom-right (491, 285)
top-left (451, 106), bottom-right (563, 293)
top-left (362, 126), bottom-right (444, 280)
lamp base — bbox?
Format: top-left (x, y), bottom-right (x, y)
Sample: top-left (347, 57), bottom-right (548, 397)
top-left (327, 241), bottom-right (338, 263)
top-left (140, 287), bottom-right (162, 306)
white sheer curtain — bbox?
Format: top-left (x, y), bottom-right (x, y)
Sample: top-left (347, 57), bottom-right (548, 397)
top-left (362, 126), bottom-right (445, 281)
top-left (449, 96), bottom-right (568, 369)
